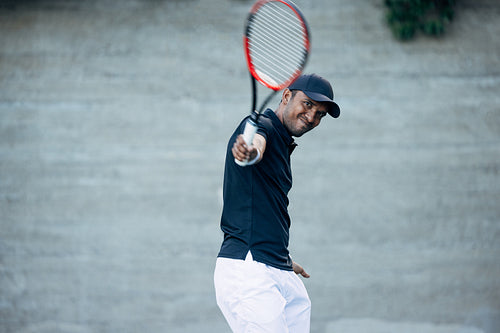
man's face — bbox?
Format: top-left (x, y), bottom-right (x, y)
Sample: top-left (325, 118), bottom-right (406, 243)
top-left (282, 90), bottom-right (329, 137)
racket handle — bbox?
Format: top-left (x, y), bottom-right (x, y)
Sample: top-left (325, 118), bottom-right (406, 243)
top-left (234, 118), bottom-right (258, 167)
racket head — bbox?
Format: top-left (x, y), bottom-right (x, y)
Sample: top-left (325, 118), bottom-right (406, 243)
top-left (244, 0), bottom-right (310, 91)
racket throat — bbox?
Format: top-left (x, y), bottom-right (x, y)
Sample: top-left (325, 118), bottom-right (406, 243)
top-left (258, 90), bottom-right (278, 114)
top-left (249, 109), bottom-right (259, 123)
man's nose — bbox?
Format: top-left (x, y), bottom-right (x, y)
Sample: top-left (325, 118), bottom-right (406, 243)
top-left (305, 110), bottom-right (315, 123)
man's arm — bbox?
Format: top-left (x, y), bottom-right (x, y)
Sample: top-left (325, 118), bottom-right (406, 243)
top-left (232, 133), bottom-right (266, 165)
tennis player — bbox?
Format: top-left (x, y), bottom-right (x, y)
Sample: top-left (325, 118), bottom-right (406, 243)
top-left (214, 74), bottom-right (340, 332)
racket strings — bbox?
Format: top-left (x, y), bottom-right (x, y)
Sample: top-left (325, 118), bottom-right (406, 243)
top-left (249, 29), bottom-right (306, 61)
top-left (247, 1), bottom-right (308, 88)
top-left (253, 5), bottom-right (304, 39)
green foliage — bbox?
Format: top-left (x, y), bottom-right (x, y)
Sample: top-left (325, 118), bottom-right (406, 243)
top-left (385, 0), bottom-right (456, 40)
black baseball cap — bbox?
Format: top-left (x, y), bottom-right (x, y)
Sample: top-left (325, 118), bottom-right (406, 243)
top-left (288, 74), bottom-right (340, 118)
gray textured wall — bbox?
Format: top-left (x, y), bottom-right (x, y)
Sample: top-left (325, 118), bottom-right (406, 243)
top-left (1, 0), bottom-right (499, 332)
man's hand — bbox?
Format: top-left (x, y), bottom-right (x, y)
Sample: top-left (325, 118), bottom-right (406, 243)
top-left (292, 261), bottom-right (310, 278)
top-left (232, 133), bottom-right (266, 164)
top-left (232, 135), bottom-right (257, 163)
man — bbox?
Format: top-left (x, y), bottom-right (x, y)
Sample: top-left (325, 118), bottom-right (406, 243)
top-left (214, 74), bottom-right (340, 332)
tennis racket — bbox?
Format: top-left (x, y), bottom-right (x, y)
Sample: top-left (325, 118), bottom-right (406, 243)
top-left (235, 0), bottom-right (310, 166)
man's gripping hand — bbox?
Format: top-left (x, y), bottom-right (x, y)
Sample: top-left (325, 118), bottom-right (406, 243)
top-left (232, 134), bottom-right (266, 165)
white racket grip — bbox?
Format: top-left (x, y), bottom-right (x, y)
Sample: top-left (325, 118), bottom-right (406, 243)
top-left (242, 118), bottom-right (258, 146)
top-left (234, 119), bottom-right (258, 167)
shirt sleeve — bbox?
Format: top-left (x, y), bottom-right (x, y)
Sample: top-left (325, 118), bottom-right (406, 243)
top-left (256, 114), bottom-right (272, 142)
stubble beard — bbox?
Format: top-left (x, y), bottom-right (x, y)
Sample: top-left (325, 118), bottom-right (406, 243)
top-left (284, 115), bottom-right (312, 137)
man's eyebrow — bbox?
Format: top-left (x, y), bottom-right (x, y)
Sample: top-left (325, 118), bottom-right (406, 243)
top-left (304, 98), bottom-right (317, 105)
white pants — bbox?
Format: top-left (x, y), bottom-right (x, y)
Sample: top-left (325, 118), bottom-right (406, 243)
top-left (214, 252), bottom-right (311, 333)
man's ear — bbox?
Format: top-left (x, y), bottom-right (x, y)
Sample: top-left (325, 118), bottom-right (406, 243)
top-left (282, 88), bottom-right (292, 105)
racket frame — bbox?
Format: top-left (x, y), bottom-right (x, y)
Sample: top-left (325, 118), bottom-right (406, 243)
top-left (244, 0), bottom-right (310, 96)
top-left (236, 0), bottom-right (310, 166)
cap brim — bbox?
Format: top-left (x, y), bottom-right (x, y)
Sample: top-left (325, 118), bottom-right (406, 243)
top-left (302, 91), bottom-right (340, 118)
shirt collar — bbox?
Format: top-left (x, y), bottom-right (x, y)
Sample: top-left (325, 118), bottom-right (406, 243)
top-left (263, 109), bottom-right (297, 155)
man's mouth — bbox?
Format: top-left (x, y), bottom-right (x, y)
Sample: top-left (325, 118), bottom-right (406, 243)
top-left (298, 117), bottom-right (311, 130)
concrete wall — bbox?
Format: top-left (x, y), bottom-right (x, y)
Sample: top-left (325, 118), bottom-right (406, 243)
top-left (1, 0), bottom-right (499, 332)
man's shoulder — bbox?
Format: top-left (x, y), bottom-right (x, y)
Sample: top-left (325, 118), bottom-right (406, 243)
top-left (258, 109), bottom-right (278, 131)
